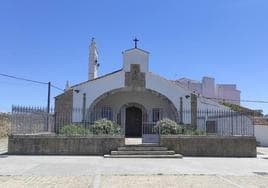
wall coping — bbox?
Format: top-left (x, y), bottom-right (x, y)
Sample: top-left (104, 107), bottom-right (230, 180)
top-left (160, 135), bottom-right (256, 139)
top-left (9, 134), bottom-right (125, 139)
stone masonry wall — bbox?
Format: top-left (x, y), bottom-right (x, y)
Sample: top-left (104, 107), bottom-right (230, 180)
top-left (160, 135), bottom-right (256, 157)
top-left (125, 64), bottom-right (146, 89)
top-left (8, 135), bottom-right (125, 155)
top-left (55, 89), bottom-right (73, 113)
top-left (54, 89), bottom-right (73, 132)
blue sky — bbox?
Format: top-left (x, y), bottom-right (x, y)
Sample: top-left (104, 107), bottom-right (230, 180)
top-left (0, 0), bottom-right (268, 114)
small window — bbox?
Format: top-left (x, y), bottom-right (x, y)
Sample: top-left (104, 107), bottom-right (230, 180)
top-left (101, 106), bottom-right (113, 120)
top-left (152, 108), bottom-right (163, 122)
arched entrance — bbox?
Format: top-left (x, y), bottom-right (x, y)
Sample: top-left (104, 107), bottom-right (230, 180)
top-left (125, 106), bottom-right (142, 137)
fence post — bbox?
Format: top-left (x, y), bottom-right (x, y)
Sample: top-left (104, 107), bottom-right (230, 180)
top-left (230, 110), bottom-right (232, 136)
top-left (191, 93), bottom-right (197, 130)
top-left (54, 112), bottom-right (57, 134)
top-left (179, 97), bottom-right (183, 124)
top-left (159, 121), bottom-right (161, 135)
top-left (46, 82), bottom-right (51, 131)
top-left (253, 111), bottom-right (255, 137)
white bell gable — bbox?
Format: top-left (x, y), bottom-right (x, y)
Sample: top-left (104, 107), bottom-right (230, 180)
top-left (123, 48), bottom-right (149, 73)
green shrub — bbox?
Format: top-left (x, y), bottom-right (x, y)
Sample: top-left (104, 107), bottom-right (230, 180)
top-left (193, 130), bottom-right (205, 135)
top-left (59, 119), bottom-right (121, 136)
top-left (59, 124), bottom-right (88, 136)
top-left (153, 119), bottom-right (206, 136)
top-left (221, 102), bottom-right (263, 117)
top-left (91, 119), bottom-right (121, 135)
top-left (154, 118), bottom-right (183, 135)
top-left (184, 128), bottom-right (206, 136)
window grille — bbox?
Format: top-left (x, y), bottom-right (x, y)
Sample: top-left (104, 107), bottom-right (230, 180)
top-left (206, 120), bottom-right (217, 133)
top-left (117, 112), bottom-right (121, 125)
top-left (152, 108), bottom-right (163, 122)
top-left (101, 106), bottom-right (113, 120)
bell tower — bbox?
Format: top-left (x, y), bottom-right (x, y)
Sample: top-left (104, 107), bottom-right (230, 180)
top-left (123, 38), bottom-right (149, 73)
top-left (88, 38), bottom-right (99, 80)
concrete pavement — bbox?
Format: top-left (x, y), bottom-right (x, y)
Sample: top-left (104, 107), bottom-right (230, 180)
top-left (0, 154), bottom-right (268, 187)
top-left (1, 155), bottom-right (268, 176)
top-left (1, 138), bottom-right (268, 187)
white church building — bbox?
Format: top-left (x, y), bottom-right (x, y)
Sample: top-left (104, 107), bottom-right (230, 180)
top-left (55, 39), bottom-right (252, 138)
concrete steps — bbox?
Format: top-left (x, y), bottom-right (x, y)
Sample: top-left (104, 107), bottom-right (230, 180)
top-left (118, 146), bottom-right (168, 151)
top-left (111, 150), bottom-right (175, 155)
top-left (104, 145), bottom-right (183, 159)
top-left (104, 154), bottom-right (183, 158)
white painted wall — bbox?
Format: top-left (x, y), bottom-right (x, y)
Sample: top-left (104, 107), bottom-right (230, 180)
top-left (255, 125), bottom-right (268, 147)
top-left (72, 70), bottom-right (229, 122)
top-left (72, 71), bottom-right (125, 121)
top-left (72, 47), bottom-right (230, 122)
top-left (73, 71), bottom-right (191, 114)
top-left (198, 97), bottom-right (229, 110)
top-left (146, 72), bottom-right (191, 111)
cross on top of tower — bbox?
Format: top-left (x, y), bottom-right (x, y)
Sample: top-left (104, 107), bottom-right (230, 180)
top-left (133, 38), bottom-right (139, 48)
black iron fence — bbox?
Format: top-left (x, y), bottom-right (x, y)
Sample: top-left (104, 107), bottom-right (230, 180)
top-left (11, 106), bottom-right (54, 134)
top-left (11, 106), bottom-right (255, 136)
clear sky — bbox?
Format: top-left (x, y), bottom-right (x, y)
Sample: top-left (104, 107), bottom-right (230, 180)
top-left (0, 0), bottom-right (268, 114)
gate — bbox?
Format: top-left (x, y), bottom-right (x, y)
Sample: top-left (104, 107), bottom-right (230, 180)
top-left (142, 122), bottom-right (160, 144)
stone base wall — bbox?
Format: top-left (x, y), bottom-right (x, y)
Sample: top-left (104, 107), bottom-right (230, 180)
top-left (160, 136), bottom-right (256, 157)
top-left (8, 135), bottom-right (125, 155)
top-left (54, 89), bottom-right (73, 133)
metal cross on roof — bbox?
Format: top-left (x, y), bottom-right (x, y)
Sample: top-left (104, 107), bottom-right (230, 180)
top-left (133, 38), bottom-right (139, 48)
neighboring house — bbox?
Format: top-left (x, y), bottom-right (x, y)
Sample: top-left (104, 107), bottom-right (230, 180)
top-left (55, 39), bottom-right (249, 138)
top-left (176, 77), bottom-right (241, 105)
top-left (254, 117), bottom-right (268, 147)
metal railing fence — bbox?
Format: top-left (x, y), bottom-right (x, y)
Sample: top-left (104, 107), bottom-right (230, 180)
top-left (11, 106), bottom-right (255, 136)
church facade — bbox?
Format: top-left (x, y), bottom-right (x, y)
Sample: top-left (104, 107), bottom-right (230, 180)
top-left (55, 39), bottom-right (229, 137)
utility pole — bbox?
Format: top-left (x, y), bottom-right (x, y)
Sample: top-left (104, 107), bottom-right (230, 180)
top-left (47, 81), bottom-right (51, 113)
top-left (46, 81), bottom-right (51, 130)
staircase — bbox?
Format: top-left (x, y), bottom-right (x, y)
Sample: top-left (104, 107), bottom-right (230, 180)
top-left (104, 144), bottom-right (183, 158)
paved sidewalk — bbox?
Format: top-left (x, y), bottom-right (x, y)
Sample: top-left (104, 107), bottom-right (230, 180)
top-left (0, 155), bottom-right (268, 187)
top-left (0, 174), bottom-right (268, 188)
top-left (1, 138), bottom-right (268, 187)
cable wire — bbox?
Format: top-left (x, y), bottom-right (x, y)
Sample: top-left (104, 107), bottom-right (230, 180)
top-left (203, 97), bottom-right (268, 104)
top-left (0, 73), bottom-right (47, 85)
top-left (0, 73), bottom-right (64, 91)
top-left (51, 84), bottom-right (64, 92)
